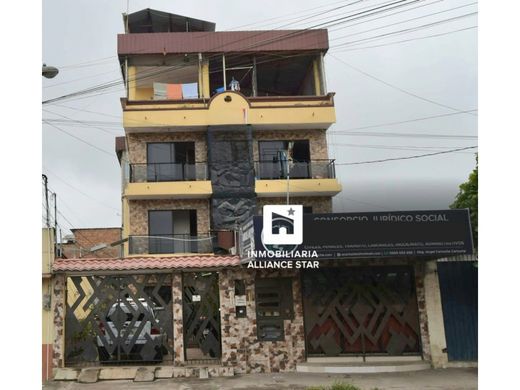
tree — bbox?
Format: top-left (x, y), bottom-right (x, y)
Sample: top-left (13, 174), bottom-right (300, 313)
top-left (451, 155), bottom-right (478, 249)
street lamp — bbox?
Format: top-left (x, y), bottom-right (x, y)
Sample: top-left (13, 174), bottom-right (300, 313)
top-left (42, 63), bottom-right (59, 79)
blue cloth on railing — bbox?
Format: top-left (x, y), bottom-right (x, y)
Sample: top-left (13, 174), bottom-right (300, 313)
top-left (215, 86), bottom-right (225, 93)
top-left (182, 83), bottom-right (199, 99)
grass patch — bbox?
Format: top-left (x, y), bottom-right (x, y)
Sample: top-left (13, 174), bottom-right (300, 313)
top-left (306, 381), bottom-right (362, 390)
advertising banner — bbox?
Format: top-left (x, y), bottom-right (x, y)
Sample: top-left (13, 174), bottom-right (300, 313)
top-left (244, 209), bottom-right (474, 261)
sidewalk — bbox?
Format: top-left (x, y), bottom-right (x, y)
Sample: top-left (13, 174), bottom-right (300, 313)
top-left (43, 368), bottom-right (477, 389)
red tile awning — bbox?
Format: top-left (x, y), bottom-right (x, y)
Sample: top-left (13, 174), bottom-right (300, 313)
top-left (53, 255), bottom-right (241, 273)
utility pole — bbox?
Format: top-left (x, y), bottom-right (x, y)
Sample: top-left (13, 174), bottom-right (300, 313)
top-left (53, 193), bottom-right (58, 253)
top-left (42, 174), bottom-right (50, 227)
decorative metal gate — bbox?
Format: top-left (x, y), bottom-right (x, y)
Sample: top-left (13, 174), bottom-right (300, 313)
top-left (65, 274), bottom-right (173, 366)
top-left (182, 272), bottom-right (221, 361)
top-left (302, 266), bottom-right (421, 357)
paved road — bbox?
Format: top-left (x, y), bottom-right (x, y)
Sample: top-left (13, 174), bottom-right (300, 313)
top-left (44, 368), bottom-right (477, 390)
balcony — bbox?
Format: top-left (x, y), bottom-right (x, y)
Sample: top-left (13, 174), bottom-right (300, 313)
top-left (128, 234), bottom-right (213, 255)
top-left (124, 162), bottom-right (212, 199)
top-left (254, 159), bottom-right (342, 197)
top-left (122, 92), bottom-right (336, 131)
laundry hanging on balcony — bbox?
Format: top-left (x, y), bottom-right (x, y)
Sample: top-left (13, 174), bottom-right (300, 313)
top-left (153, 82), bottom-right (198, 100)
top-left (182, 83), bottom-right (199, 99)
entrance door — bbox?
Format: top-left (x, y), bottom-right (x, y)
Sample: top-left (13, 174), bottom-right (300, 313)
top-left (438, 261), bottom-right (478, 361)
top-left (182, 272), bottom-right (221, 362)
top-left (302, 266), bottom-right (421, 357)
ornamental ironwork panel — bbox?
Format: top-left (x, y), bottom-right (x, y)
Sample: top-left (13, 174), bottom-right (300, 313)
top-left (64, 274), bottom-right (173, 366)
top-left (183, 272), bottom-right (221, 360)
top-left (302, 266), bottom-right (421, 357)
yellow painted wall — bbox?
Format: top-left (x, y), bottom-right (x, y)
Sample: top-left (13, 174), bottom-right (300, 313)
top-left (42, 228), bottom-right (55, 275)
top-left (42, 228), bottom-right (55, 353)
top-left (256, 178), bottom-right (342, 197)
top-left (66, 277), bottom-right (95, 321)
top-left (124, 181), bottom-right (213, 200)
top-left (42, 278), bottom-right (53, 344)
top-left (123, 92), bottom-right (336, 129)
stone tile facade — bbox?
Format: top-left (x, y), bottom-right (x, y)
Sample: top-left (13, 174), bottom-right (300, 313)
top-left (127, 132), bottom-right (207, 164)
top-left (252, 129), bottom-right (329, 161)
top-left (218, 268), bottom-right (305, 374)
top-left (52, 274), bottom-right (66, 369)
top-left (172, 273), bottom-right (184, 365)
top-left (51, 260), bottom-right (433, 372)
top-left (128, 199), bottom-right (210, 236)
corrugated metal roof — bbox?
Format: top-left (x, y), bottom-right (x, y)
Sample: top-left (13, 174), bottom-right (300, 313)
top-left (118, 30), bottom-right (329, 55)
top-left (125, 9), bottom-right (215, 33)
top-left (53, 255), bottom-right (241, 272)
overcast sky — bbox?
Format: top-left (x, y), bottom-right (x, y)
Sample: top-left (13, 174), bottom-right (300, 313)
top-left (42, 0), bottom-right (478, 234)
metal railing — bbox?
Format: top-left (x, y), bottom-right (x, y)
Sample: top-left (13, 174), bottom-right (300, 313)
top-left (254, 159), bottom-right (336, 180)
top-left (128, 234), bottom-right (214, 255)
top-left (129, 162), bottom-right (208, 183)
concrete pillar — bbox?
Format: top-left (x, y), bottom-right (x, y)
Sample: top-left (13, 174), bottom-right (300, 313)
top-left (424, 260), bottom-right (449, 368)
top-left (52, 273), bottom-right (66, 369)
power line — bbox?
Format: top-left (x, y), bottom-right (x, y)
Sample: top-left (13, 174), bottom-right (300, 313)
top-left (43, 120), bottom-right (115, 157)
top-left (334, 25), bottom-right (477, 52)
top-left (331, 11), bottom-right (478, 49)
top-left (329, 53), bottom-right (477, 116)
top-left (336, 145), bottom-right (477, 165)
top-left (330, 131), bottom-right (476, 139)
top-left (329, 109), bottom-right (477, 132)
top-left (330, 2), bottom-right (477, 44)
top-left (43, 0), bottom-right (419, 105)
top-left (43, 166), bottom-right (120, 212)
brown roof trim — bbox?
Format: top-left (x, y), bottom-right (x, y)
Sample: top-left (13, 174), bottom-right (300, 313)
top-left (118, 30), bottom-right (329, 55)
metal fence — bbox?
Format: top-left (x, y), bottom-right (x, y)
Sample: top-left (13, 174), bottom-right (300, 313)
top-left (130, 162), bottom-right (208, 182)
top-left (254, 159), bottom-right (335, 180)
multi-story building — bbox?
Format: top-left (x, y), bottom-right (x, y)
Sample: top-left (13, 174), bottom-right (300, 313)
top-left (49, 9), bottom-right (475, 380)
top-left (115, 9), bottom-right (341, 259)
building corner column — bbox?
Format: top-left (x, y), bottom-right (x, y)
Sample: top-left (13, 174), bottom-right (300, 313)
top-left (424, 260), bottom-right (449, 368)
top-left (51, 273), bottom-right (66, 369)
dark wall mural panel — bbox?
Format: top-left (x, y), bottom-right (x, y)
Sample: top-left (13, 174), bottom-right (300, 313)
top-left (438, 261), bottom-right (478, 361)
top-left (64, 274), bottom-right (173, 366)
top-left (302, 266), bottom-right (421, 357)
top-left (208, 126), bottom-right (256, 229)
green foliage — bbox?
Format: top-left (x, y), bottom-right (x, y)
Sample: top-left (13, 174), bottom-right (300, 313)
top-left (307, 382), bottom-right (361, 390)
top-left (451, 154), bottom-right (478, 248)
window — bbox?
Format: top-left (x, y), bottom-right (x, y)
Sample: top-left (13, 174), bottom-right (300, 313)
top-left (147, 142), bottom-right (195, 181)
top-left (258, 140), bottom-right (310, 179)
top-left (255, 277), bottom-right (294, 341)
top-left (148, 210), bottom-right (197, 254)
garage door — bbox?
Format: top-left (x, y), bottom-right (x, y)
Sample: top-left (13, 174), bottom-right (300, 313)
top-left (438, 261), bottom-right (478, 361)
top-left (302, 266), bottom-right (421, 357)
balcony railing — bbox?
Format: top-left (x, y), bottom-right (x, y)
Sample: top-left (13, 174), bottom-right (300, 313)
top-left (128, 234), bottom-right (214, 255)
top-left (254, 159), bottom-right (336, 180)
top-left (129, 162), bottom-right (208, 183)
